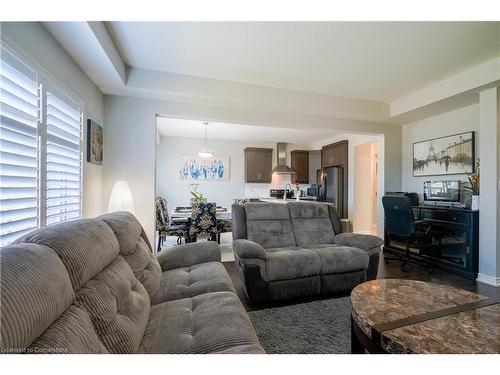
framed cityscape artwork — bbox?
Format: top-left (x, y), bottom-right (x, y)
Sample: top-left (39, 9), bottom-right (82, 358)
top-left (413, 131), bottom-right (475, 177)
top-left (179, 154), bottom-right (229, 180)
top-left (87, 119), bottom-right (103, 165)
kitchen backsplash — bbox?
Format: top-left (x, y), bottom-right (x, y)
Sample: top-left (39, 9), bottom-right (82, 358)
top-left (244, 174), bottom-right (311, 198)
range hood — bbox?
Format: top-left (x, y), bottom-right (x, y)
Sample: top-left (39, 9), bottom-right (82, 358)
top-left (271, 142), bottom-right (296, 175)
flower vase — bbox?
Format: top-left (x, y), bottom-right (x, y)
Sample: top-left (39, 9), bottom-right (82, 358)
top-left (471, 195), bottom-right (480, 210)
top-left (295, 190), bottom-right (300, 201)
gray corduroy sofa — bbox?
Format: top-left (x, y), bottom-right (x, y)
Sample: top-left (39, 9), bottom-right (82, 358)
top-left (232, 202), bottom-right (383, 303)
top-left (0, 212), bottom-right (264, 354)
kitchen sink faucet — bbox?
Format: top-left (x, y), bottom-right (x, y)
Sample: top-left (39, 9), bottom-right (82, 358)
top-left (284, 183), bottom-right (292, 199)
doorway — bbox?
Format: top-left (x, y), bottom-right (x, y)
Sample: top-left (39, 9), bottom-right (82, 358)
top-left (354, 142), bottom-right (378, 234)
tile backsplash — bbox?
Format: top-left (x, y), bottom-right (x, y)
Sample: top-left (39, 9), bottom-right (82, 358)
top-left (244, 174), bottom-right (311, 199)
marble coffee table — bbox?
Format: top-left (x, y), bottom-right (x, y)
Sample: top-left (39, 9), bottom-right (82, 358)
top-left (350, 279), bottom-right (500, 354)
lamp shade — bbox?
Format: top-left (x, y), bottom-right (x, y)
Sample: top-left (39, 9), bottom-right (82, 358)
top-left (107, 180), bottom-right (135, 214)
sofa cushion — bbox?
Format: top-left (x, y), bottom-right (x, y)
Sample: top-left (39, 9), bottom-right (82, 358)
top-left (151, 262), bottom-right (235, 304)
top-left (307, 245), bottom-right (369, 274)
top-left (265, 248), bottom-right (321, 281)
top-left (288, 202), bottom-right (335, 246)
top-left (15, 218), bottom-right (120, 291)
top-left (244, 203), bottom-right (296, 248)
top-left (29, 305), bottom-right (108, 354)
top-left (75, 257), bottom-right (150, 353)
top-left (141, 292), bottom-right (265, 354)
top-left (0, 244), bottom-right (75, 352)
top-left (99, 212), bottom-right (162, 298)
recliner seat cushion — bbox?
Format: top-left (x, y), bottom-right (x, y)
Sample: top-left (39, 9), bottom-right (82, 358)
top-left (265, 248), bottom-right (321, 281)
top-left (151, 262), bottom-right (235, 305)
top-left (244, 203), bottom-right (296, 248)
top-left (307, 245), bottom-right (369, 274)
top-left (141, 292), bottom-right (264, 354)
top-left (288, 202), bottom-right (335, 246)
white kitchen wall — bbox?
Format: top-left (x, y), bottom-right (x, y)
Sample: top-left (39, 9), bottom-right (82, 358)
top-left (1, 22), bottom-right (105, 217)
top-left (401, 104), bottom-right (480, 201)
top-left (156, 135), bottom-right (311, 209)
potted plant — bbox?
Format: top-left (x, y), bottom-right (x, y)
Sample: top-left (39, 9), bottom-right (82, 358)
top-left (465, 159), bottom-right (480, 210)
top-left (189, 183), bottom-right (207, 205)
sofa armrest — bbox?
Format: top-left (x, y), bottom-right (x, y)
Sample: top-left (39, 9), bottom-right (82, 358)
top-left (333, 233), bottom-right (383, 252)
top-left (156, 241), bottom-right (221, 271)
top-left (233, 239), bottom-right (268, 260)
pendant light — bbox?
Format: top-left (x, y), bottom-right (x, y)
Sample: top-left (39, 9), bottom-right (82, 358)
top-left (198, 122), bottom-right (214, 158)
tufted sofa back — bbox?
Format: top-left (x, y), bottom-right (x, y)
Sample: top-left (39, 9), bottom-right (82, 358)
top-left (0, 212), bottom-right (160, 354)
top-left (233, 202), bottom-right (343, 248)
top-left (287, 202), bottom-right (335, 246)
top-left (243, 203), bottom-right (296, 248)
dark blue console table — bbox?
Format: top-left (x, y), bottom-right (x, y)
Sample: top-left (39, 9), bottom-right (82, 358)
top-left (384, 205), bottom-right (479, 280)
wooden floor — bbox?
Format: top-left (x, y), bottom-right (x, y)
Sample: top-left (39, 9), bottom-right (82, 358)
top-left (223, 254), bottom-right (500, 312)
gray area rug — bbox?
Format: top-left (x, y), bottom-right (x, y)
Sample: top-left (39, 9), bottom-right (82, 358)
top-left (248, 297), bottom-right (352, 354)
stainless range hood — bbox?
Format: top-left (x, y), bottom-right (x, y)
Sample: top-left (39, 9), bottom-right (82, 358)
top-left (271, 142), bottom-right (296, 175)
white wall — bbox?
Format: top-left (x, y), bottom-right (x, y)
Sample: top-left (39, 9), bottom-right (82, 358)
top-left (1, 22), bottom-right (105, 217)
top-left (156, 136), bottom-right (301, 209)
top-left (104, 95), bottom-right (402, 241)
top-left (401, 104), bottom-right (480, 201)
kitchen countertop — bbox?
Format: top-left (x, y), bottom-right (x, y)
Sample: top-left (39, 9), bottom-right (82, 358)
top-left (258, 197), bottom-right (318, 203)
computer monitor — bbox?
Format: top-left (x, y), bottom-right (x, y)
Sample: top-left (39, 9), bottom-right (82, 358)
top-left (423, 180), bottom-right (461, 203)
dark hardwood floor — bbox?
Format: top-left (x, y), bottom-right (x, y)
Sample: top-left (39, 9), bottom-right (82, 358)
top-left (223, 254), bottom-right (500, 312)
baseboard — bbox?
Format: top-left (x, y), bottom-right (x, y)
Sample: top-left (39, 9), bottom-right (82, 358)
top-left (476, 273), bottom-right (500, 287)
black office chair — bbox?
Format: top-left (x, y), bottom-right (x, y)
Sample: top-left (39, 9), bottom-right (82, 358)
top-left (382, 195), bottom-right (434, 272)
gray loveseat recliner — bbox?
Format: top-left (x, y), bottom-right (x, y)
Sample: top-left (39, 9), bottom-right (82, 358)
top-left (0, 212), bottom-right (264, 354)
top-left (232, 202), bottom-right (383, 303)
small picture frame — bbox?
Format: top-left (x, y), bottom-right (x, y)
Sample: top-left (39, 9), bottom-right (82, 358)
top-left (87, 119), bottom-right (103, 165)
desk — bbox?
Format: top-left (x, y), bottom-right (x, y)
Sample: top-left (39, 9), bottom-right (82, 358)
top-left (384, 205), bottom-right (479, 279)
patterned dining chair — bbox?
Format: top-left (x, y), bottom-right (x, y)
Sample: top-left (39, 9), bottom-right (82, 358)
top-left (189, 202), bottom-right (218, 242)
top-left (155, 196), bottom-right (188, 251)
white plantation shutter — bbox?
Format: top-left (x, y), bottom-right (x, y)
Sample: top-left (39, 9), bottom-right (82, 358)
top-left (0, 49), bottom-right (40, 246)
top-left (0, 46), bottom-right (83, 246)
top-left (45, 89), bottom-right (82, 226)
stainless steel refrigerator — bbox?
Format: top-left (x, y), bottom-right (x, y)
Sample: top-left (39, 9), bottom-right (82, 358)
top-left (318, 166), bottom-right (344, 216)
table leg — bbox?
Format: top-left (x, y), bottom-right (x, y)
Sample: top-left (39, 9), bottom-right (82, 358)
top-left (351, 316), bottom-right (365, 354)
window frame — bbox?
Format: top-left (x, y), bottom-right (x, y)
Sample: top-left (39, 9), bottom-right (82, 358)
top-left (1, 36), bottom-right (85, 246)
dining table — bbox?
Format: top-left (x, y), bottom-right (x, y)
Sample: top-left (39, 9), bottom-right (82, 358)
top-left (170, 205), bottom-right (232, 220)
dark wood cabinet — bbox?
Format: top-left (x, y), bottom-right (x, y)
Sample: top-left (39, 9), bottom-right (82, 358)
top-left (290, 150), bottom-right (309, 184)
top-left (385, 206), bottom-right (479, 280)
top-left (321, 140), bottom-right (348, 168)
top-left (244, 147), bottom-right (273, 183)
top-left (321, 140), bottom-right (348, 218)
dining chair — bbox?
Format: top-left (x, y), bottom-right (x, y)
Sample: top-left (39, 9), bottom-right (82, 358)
top-left (189, 202), bottom-right (218, 243)
top-left (155, 196), bottom-right (189, 251)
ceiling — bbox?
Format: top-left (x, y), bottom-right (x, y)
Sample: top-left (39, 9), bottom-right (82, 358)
top-left (157, 117), bottom-right (338, 144)
top-left (108, 21), bottom-right (499, 102)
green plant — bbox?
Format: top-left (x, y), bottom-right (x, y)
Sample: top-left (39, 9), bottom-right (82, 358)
top-left (464, 159), bottom-right (480, 195)
top-left (190, 191), bottom-right (207, 203)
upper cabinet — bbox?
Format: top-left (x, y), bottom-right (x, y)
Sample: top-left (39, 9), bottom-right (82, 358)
top-left (244, 147), bottom-right (273, 183)
top-left (321, 140), bottom-right (348, 168)
top-left (308, 150), bottom-right (321, 184)
top-left (290, 150), bottom-right (309, 184)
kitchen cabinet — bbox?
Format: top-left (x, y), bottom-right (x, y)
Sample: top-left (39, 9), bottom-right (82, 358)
top-left (309, 150), bottom-right (321, 184)
top-left (321, 140), bottom-right (349, 218)
top-left (290, 150), bottom-right (309, 184)
top-left (244, 147), bottom-right (273, 183)
top-left (321, 140), bottom-right (348, 168)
